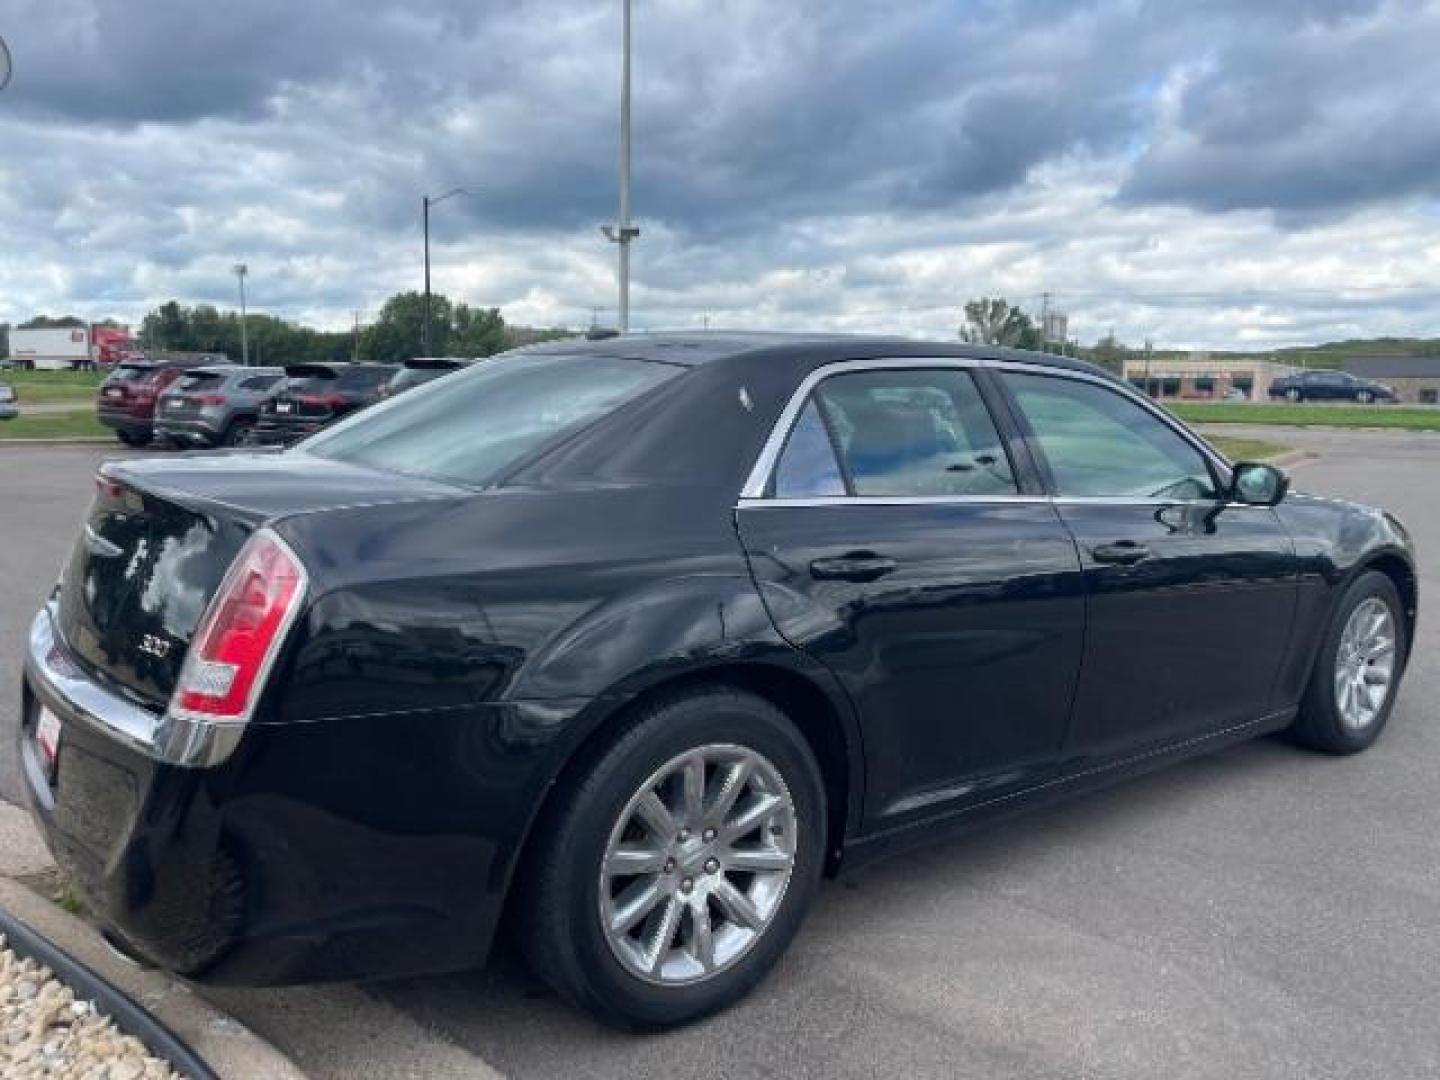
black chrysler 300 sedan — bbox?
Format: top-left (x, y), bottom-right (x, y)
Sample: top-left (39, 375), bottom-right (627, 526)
top-left (19, 334), bottom-right (1417, 1029)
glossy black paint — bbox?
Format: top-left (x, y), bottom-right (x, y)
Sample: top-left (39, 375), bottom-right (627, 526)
top-left (19, 334), bottom-right (1417, 988)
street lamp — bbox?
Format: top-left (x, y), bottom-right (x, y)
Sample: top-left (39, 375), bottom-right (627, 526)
top-left (601, 0), bottom-right (639, 332)
top-left (422, 187), bottom-right (476, 356)
top-left (233, 264), bottom-right (249, 366)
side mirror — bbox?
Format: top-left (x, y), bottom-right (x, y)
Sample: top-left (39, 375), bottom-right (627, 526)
top-left (1230, 462), bottom-right (1288, 506)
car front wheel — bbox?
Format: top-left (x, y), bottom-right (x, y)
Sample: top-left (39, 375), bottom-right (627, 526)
top-left (1285, 387), bottom-right (1303, 402)
top-left (1356, 389), bottom-right (1373, 404)
top-left (518, 686), bottom-right (826, 1030)
top-left (1289, 570), bottom-right (1407, 754)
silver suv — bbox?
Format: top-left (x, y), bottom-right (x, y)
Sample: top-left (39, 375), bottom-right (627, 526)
top-left (154, 366), bottom-right (285, 448)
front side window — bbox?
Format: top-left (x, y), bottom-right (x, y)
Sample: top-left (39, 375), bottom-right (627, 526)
top-left (769, 368), bottom-right (1016, 498)
top-left (1003, 373), bottom-right (1217, 499)
top-left (304, 353), bottom-right (679, 486)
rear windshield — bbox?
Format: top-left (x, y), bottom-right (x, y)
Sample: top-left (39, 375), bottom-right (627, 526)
top-left (388, 366), bottom-right (453, 393)
top-left (337, 367), bottom-right (394, 390)
top-left (105, 364), bottom-right (154, 384)
top-left (174, 371), bottom-right (224, 391)
top-left (304, 353), bottom-right (680, 486)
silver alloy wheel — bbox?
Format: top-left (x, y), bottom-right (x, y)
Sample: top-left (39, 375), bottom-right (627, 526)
top-left (598, 744), bottom-right (798, 986)
top-left (1334, 597), bottom-right (1398, 731)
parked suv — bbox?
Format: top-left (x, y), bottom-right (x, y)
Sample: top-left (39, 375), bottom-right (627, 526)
top-left (250, 362), bottom-right (396, 445)
top-left (379, 357), bottom-right (473, 399)
top-left (1268, 369), bottom-right (1396, 403)
top-left (154, 366), bottom-right (285, 448)
top-left (97, 357), bottom-right (233, 446)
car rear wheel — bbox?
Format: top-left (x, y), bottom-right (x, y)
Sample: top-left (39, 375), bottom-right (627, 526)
top-left (224, 419), bottom-right (255, 447)
top-left (517, 685), bottom-right (826, 1030)
top-left (1356, 389), bottom-right (1374, 404)
top-left (1285, 387), bottom-right (1303, 402)
top-left (1288, 570), bottom-right (1406, 754)
top-left (116, 429), bottom-right (151, 447)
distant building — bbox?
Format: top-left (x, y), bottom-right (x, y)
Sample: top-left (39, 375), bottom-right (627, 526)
top-left (1341, 356), bottom-right (1440, 404)
top-left (1118, 357), bottom-right (1293, 401)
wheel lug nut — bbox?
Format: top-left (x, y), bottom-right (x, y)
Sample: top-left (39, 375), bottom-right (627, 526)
top-left (677, 829), bottom-right (690, 843)
top-left (664, 858), bottom-right (676, 873)
top-left (681, 878), bottom-right (694, 893)
top-left (702, 828), bottom-right (717, 841)
top-left (704, 858), bottom-right (720, 874)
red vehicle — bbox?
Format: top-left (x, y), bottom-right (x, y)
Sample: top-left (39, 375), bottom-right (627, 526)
top-left (97, 357), bottom-right (233, 446)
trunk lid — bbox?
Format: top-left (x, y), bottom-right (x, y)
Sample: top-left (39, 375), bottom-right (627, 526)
top-left (157, 370), bottom-right (225, 422)
top-left (55, 452), bottom-right (466, 706)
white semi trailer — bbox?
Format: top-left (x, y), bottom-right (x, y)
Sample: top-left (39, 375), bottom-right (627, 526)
top-left (9, 328), bottom-right (93, 370)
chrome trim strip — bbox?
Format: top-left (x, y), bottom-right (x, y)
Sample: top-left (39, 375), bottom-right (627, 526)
top-left (738, 494), bottom-right (1050, 509)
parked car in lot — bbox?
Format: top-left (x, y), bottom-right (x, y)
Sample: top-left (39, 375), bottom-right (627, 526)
top-left (19, 334), bottom-right (1417, 1030)
top-left (97, 357), bottom-right (234, 446)
top-left (1268, 369), bottom-right (1396, 403)
top-left (250, 362), bottom-right (396, 445)
top-left (154, 366), bottom-right (285, 448)
top-left (0, 380), bottom-right (15, 419)
top-left (379, 357), bottom-right (473, 398)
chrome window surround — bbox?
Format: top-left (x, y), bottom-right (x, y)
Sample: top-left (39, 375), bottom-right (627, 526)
top-left (738, 356), bottom-right (1238, 509)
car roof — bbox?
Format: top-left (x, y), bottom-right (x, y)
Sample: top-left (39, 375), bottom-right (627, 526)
top-left (513, 331), bottom-right (1116, 381)
top-left (194, 365), bottom-right (283, 377)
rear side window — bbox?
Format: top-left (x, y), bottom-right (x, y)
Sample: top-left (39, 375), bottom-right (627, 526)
top-left (773, 399), bottom-right (846, 497)
top-left (338, 367), bottom-right (393, 390)
top-left (777, 369), bottom-right (1017, 498)
top-left (304, 353), bottom-right (680, 486)
top-left (239, 375), bottom-right (281, 391)
top-left (105, 364), bottom-right (152, 385)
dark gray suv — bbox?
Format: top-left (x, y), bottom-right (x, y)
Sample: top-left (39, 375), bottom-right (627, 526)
top-left (154, 366), bottom-right (285, 448)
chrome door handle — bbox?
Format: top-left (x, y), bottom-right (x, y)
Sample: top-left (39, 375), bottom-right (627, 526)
top-left (809, 553), bottom-right (898, 582)
top-left (1091, 541), bottom-right (1150, 565)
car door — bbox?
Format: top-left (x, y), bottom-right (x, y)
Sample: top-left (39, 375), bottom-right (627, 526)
top-left (996, 368), bottom-right (1299, 763)
top-left (736, 362), bottom-right (1087, 831)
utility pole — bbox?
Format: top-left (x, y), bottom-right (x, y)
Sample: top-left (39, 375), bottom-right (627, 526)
top-left (1144, 339), bottom-right (1155, 398)
top-left (601, 0), bottom-right (639, 332)
top-left (1039, 292), bottom-right (1051, 346)
top-left (233, 264), bottom-right (249, 366)
top-left (352, 310), bottom-right (362, 362)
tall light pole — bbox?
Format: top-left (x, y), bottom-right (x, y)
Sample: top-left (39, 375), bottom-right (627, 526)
top-left (233, 264), bottom-right (249, 366)
top-left (601, 0), bottom-right (639, 332)
top-left (422, 187), bottom-right (473, 356)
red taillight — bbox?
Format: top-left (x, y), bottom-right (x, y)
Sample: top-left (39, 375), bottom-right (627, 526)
top-left (95, 472), bottom-right (126, 499)
top-left (298, 393), bottom-right (346, 409)
top-left (170, 530), bottom-right (307, 723)
top-left (194, 393), bottom-right (226, 407)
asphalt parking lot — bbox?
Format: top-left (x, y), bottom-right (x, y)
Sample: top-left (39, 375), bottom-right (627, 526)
top-left (2, 428), bottom-right (1438, 1079)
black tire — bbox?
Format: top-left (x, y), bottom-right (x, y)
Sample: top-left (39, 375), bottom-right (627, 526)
top-left (116, 429), bottom-right (151, 447)
top-left (1286, 388), bottom-right (1303, 403)
top-left (517, 685), bottom-right (826, 1030)
top-left (1288, 570), bottom-right (1407, 754)
top-left (1356, 389), bottom-right (1373, 404)
top-left (223, 419), bottom-right (255, 447)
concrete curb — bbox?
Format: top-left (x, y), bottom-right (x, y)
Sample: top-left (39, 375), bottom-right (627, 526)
top-left (0, 437), bottom-right (114, 445)
top-left (0, 877), bottom-right (308, 1079)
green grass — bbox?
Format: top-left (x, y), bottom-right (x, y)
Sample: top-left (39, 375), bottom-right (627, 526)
top-left (1169, 402), bottom-right (1440, 431)
top-left (0, 409), bottom-right (110, 440)
top-left (1208, 435), bottom-right (1288, 461)
top-left (1, 368), bottom-right (107, 404)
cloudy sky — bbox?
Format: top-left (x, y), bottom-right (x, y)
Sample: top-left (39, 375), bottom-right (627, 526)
top-left (3, 0), bottom-right (1440, 349)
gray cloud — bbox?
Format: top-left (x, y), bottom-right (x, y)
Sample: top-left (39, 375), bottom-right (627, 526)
top-left (1, 0), bottom-right (1439, 350)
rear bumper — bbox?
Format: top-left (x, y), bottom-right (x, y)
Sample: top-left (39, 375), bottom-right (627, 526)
top-left (154, 417), bottom-right (224, 446)
top-left (96, 409), bottom-right (152, 436)
top-left (18, 604), bottom-right (513, 985)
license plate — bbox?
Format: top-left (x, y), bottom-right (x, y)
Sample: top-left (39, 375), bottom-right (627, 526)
top-left (163, 398), bottom-right (181, 409)
top-left (105, 387), bottom-right (123, 399)
top-left (35, 705), bottom-right (62, 774)
top-left (275, 401), bottom-right (293, 414)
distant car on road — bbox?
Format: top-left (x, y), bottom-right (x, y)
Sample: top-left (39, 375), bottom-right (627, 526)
top-left (379, 357), bottom-right (473, 399)
top-left (250, 362), bottom-right (397, 445)
top-left (154, 366), bottom-right (285, 448)
top-left (1268, 370), bottom-right (1396, 404)
top-left (97, 357), bottom-right (235, 446)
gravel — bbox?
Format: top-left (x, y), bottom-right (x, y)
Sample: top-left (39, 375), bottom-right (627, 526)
top-left (1, 934), bottom-right (181, 1079)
